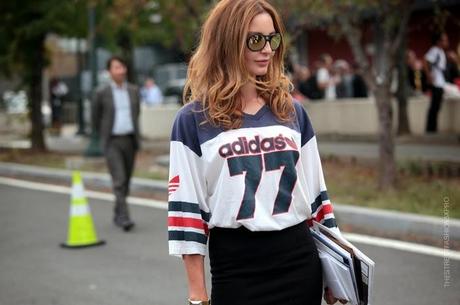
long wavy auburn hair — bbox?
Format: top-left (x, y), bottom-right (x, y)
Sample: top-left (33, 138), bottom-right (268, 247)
top-left (183, 0), bottom-right (294, 129)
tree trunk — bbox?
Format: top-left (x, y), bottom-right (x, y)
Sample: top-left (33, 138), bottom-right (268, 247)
top-left (123, 45), bottom-right (135, 83)
top-left (396, 78), bottom-right (411, 135)
top-left (374, 85), bottom-right (397, 190)
top-left (117, 28), bottom-right (135, 83)
top-left (28, 35), bottom-right (47, 152)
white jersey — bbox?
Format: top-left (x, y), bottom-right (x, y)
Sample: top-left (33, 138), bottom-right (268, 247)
top-left (425, 46), bottom-right (446, 88)
top-left (168, 100), bottom-right (341, 256)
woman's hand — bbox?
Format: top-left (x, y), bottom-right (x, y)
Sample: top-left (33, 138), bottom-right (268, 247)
top-left (323, 287), bottom-right (348, 304)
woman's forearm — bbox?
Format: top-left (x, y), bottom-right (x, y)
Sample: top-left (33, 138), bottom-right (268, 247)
top-left (183, 254), bottom-right (208, 301)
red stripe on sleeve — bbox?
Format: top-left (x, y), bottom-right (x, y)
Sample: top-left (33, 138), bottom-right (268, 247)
top-left (314, 204), bottom-right (334, 222)
top-left (168, 217), bottom-right (208, 233)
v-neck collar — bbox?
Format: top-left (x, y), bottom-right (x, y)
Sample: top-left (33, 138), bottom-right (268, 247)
top-left (242, 104), bottom-right (269, 120)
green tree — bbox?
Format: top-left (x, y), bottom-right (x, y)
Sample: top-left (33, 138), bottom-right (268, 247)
top-left (274, 0), bottom-right (414, 190)
top-left (0, 0), bottom-right (88, 151)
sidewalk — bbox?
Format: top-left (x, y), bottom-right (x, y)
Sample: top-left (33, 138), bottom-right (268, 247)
top-left (1, 124), bottom-right (458, 163)
top-left (0, 125), bottom-right (170, 153)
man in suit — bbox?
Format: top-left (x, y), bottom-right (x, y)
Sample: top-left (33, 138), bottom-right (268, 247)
top-left (92, 56), bottom-right (141, 231)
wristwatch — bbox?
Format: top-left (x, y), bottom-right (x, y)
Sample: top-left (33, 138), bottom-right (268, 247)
top-left (188, 299), bottom-right (210, 305)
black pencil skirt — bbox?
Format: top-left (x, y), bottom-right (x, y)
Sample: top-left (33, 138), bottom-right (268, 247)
top-left (209, 221), bottom-right (323, 305)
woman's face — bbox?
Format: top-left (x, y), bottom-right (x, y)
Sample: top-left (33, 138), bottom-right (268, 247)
top-left (244, 12), bottom-right (277, 77)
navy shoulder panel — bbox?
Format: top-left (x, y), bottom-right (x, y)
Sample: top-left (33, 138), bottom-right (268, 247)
top-left (170, 102), bottom-right (204, 157)
top-left (293, 100), bottom-right (315, 146)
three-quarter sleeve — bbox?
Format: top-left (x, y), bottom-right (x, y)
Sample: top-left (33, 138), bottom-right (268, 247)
top-left (294, 102), bottom-right (342, 236)
top-left (168, 106), bottom-right (210, 257)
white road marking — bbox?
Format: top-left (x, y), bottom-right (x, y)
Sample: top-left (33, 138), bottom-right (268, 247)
top-left (1, 176), bottom-right (459, 260)
top-left (343, 233), bottom-right (460, 261)
top-left (0, 176), bottom-right (167, 210)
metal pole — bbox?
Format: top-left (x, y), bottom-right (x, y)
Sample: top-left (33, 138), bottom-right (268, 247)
top-left (76, 38), bottom-right (85, 135)
top-left (84, 3), bottom-right (102, 156)
top-left (89, 5), bottom-right (97, 91)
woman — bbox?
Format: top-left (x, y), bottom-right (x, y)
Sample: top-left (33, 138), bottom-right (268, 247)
top-left (167, 1), bottom-right (345, 304)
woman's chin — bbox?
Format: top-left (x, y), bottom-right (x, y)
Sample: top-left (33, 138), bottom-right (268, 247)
top-left (254, 69), bottom-right (268, 77)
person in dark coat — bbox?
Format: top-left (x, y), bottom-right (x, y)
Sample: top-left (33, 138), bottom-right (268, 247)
top-left (91, 56), bottom-right (141, 231)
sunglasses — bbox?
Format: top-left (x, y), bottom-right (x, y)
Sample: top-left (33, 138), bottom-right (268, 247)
top-left (246, 33), bottom-right (282, 52)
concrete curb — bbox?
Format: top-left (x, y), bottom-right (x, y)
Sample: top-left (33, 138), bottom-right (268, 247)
top-left (1, 162), bottom-right (459, 241)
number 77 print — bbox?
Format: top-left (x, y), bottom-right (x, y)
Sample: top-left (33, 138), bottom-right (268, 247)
top-left (227, 150), bottom-right (299, 220)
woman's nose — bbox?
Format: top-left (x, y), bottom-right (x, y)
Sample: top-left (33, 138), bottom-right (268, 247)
top-left (261, 41), bottom-right (272, 54)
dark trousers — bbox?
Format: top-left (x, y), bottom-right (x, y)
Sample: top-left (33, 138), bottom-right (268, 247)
top-left (105, 134), bottom-right (137, 220)
top-left (426, 86), bottom-right (444, 133)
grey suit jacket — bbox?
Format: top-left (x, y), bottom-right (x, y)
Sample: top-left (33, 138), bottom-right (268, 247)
top-left (91, 83), bottom-right (141, 151)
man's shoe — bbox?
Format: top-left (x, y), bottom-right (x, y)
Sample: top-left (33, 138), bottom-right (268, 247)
top-left (114, 216), bottom-right (135, 232)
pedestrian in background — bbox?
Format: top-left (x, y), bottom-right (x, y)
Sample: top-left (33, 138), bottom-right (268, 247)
top-left (167, 1), bottom-right (345, 305)
top-left (300, 61), bottom-right (325, 101)
top-left (335, 59), bottom-right (354, 99)
top-left (445, 50), bottom-right (459, 84)
top-left (141, 77), bottom-right (163, 106)
top-left (351, 63), bottom-right (368, 98)
top-left (423, 32), bottom-right (449, 133)
top-left (49, 78), bottom-right (68, 133)
top-left (406, 50), bottom-right (428, 94)
top-left (91, 56), bottom-right (141, 231)
top-left (317, 53), bottom-right (339, 100)
top-left (293, 64), bottom-right (311, 100)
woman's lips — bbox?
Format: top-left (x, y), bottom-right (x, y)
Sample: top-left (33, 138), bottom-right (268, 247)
top-left (255, 59), bottom-right (269, 66)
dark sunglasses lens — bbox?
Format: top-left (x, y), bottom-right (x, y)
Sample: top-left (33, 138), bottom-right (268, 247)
top-left (270, 34), bottom-right (281, 50)
top-left (248, 34), bottom-right (265, 51)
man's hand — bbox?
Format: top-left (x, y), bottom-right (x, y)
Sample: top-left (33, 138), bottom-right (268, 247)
top-left (323, 287), bottom-right (348, 304)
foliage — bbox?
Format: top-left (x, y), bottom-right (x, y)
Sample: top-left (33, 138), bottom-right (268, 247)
top-left (144, 0), bottom-right (212, 53)
top-left (93, 0), bottom-right (212, 56)
top-left (0, 0), bottom-right (88, 81)
top-left (0, 0), bottom-right (88, 151)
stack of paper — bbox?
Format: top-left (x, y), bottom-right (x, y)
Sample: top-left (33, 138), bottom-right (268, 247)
top-left (310, 221), bottom-right (375, 305)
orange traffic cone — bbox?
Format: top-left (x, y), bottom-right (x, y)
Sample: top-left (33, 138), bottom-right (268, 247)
top-left (61, 171), bottom-right (105, 248)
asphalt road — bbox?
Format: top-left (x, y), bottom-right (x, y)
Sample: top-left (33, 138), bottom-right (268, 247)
top-left (0, 183), bottom-right (458, 305)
